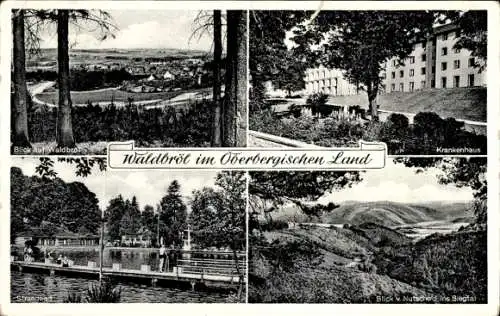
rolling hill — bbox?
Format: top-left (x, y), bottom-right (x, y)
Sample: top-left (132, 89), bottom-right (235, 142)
top-left (271, 200), bottom-right (473, 227)
top-left (250, 225), bottom-right (486, 303)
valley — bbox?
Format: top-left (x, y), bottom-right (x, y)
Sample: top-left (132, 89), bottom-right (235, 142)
top-left (249, 199), bottom-right (485, 303)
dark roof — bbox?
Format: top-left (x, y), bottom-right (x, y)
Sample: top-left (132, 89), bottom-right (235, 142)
top-left (17, 227), bottom-right (98, 239)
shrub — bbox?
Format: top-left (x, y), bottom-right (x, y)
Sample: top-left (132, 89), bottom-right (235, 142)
top-left (288, 103), bottom-right (302, 118)
top-left (259, 219), bottom-right (290, 231)
top-left (85, 281), bottom-right (122, 303)
top-left (249, 106), bottom-right (486, 155)
top-left (64, 281), bottom-right (121, 303)
top-left (306, 92), bottom-right (329, 117)
top-left (259, 238), bottom-right (324, 273)
top-left (26, 101), bottom-right (212, 147)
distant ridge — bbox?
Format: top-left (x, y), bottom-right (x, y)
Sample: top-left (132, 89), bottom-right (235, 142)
top-left (272, 200), bottom-right (472, 227)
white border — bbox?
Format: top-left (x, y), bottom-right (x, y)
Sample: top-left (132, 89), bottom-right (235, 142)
top-left (1, 1), bottom-right (499, 316)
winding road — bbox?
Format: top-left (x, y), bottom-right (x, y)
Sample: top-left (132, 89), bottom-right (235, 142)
top-left (28, 81), bottom-right (211, 111)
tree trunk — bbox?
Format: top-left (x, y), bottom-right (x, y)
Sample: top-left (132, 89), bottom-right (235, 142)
top-left (12, 10), bottom-right (31, 149)
top-left (57, 10), bottom-right (76, 148)
top-left (211, 10), bottom-right (222, 146)
top-left (367, 82), bottom-right (379, 121)
top-left (222, 10), bottom-right (247, 147)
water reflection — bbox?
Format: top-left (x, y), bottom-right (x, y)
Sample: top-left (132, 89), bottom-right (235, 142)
top-left (39, 248), bottom-right (162, 270)
top-left (11, 248), bottom-right (242, 303)
top-left (11, 270), bottom-right (237, 303)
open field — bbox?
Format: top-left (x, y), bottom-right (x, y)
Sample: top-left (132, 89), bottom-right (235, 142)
top-left (35, 88), bottom-right (211, 105)
top-left (326, 87), bottom-right (486, 122)
top-left (28, 48), bottom-right (210, 66)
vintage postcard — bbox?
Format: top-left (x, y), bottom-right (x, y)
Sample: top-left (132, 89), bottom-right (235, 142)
top-left (0, 1), bottom-right (498, 316)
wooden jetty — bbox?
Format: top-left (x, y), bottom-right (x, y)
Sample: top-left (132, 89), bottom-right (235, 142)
top-left (11, 260), bottom-right (246, 290)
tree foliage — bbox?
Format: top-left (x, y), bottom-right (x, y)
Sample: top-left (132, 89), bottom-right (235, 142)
top-left (11, 166), bottom-right (101, 240)
top-left (249, 10), bottom-right (311, 110)
top-left (249, 171), bottom-right (362, 224)
top-left (292, 11), bottom-right (441, 120)
top-left (450, 10), bottom-right (487, 68)
top-left (190, 171), bottom-right (246, 251)
top-left (159, 180), bottom-right (188, 246)
top-left (104, 195), bottom-right (126, 242)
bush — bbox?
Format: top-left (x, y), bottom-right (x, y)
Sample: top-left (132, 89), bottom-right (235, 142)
top-left (306, 92), bottom-right (329, 117)
top-left (85, 281), bottom-right (122, 303)
top-left (288, 103), bottom-right (302, 118)
top-left (26, 101), bottom-right (212, 147)
top-left (249, 107), bottom-right (486, 154)
top-left (64, 280), bottom-right (122, 303)
top-left (259, 238), bottom-right (324, 273)
top-left (260, 219), bottom-right (289, 231)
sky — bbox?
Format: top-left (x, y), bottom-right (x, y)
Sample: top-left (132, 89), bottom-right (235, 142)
top-left (12, 157), bottom-right (474, 213)
top-left (12, 158), bottom-right (218, 211)
top-left (38, 10), bottom-right (214, 51)
top-left (317, 159), bottom-right (474, 204)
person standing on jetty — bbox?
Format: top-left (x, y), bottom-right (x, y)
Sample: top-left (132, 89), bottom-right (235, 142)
top-left (158, 244), bottom-right (166, 272)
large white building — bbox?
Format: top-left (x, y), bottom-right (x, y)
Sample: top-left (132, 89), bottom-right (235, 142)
top-left (385, 23), bottom-right (486, 93)
top-left (304, 66), bottom-right (359, 96)
top-left (305, 23), bottom-right (486, 96)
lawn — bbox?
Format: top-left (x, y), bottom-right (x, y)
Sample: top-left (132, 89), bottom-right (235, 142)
top-left (326, 86), bottom-right (487, 122)
top-left (36, 87), bottom-right (210, 105)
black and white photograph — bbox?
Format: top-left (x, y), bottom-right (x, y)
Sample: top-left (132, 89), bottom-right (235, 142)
top-left (11, 9), bottom-right (247, 155)
top-left (10, 157), bottom-right (247, 303)
top-left (248, 10), bottom-right (487, 155)
top-left (248, 157), bottom-right (487, 303)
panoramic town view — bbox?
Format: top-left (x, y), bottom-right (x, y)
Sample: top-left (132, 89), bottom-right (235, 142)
top-left (11, 9), bottom-right (247, 155)
top-left (10, 157), bottom-right (247, 303)
top-left (248, 158), bottom-right (487, 303)
top-left (248, 10), bottom-right (487, 154)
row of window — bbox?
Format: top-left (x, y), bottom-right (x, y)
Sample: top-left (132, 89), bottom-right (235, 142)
top-left (440, 47), bottom-right (462, 56)
top-left (306, 71), bottom-right (341, 80)
top-left (390, 58), bottom-right (475, 78)
top-left (391, 47), bottom-right (464, 67)
top-left (390, 74), bottom-right (476, 92)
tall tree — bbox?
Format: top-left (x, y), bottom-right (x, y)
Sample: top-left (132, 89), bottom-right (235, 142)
top-left (159, 180), bottom-right (188, 246)
top-left (119, 196), bottom-right (141, 237)
top-left (298, 11), bottom-right (439, 120)
top-left (222, 10), bottom-right (247, 146)
top-left (211, 10), bottom-right (223, 146)
top-left (190, 171), bottom-right (247, 299)
top-left (12, 9), bottom-right (31, 149)
top-left (26, 10), bottom-right (116, 147)
top-left (249, 11), bottom-right (311, 112)
top-left (56, 9), bottom-right (75, 148)
top-left (274, 52), bottom-right (307, 97)
top-left (141, 204), bottom-right (157, 245)
top-left (104, 195), bottom-right (126, 242)
top-left (451, 10), bottom-right (487, 70)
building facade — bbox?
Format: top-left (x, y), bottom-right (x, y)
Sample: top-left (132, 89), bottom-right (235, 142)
top-left (304, 66), bottom-right (359, 96)
top-left (15, 234), bottom-right (99, 248)
top-left (385, 23), bottom-right (486, 93)
top-left (304, 24), bottom-right (486, 96)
